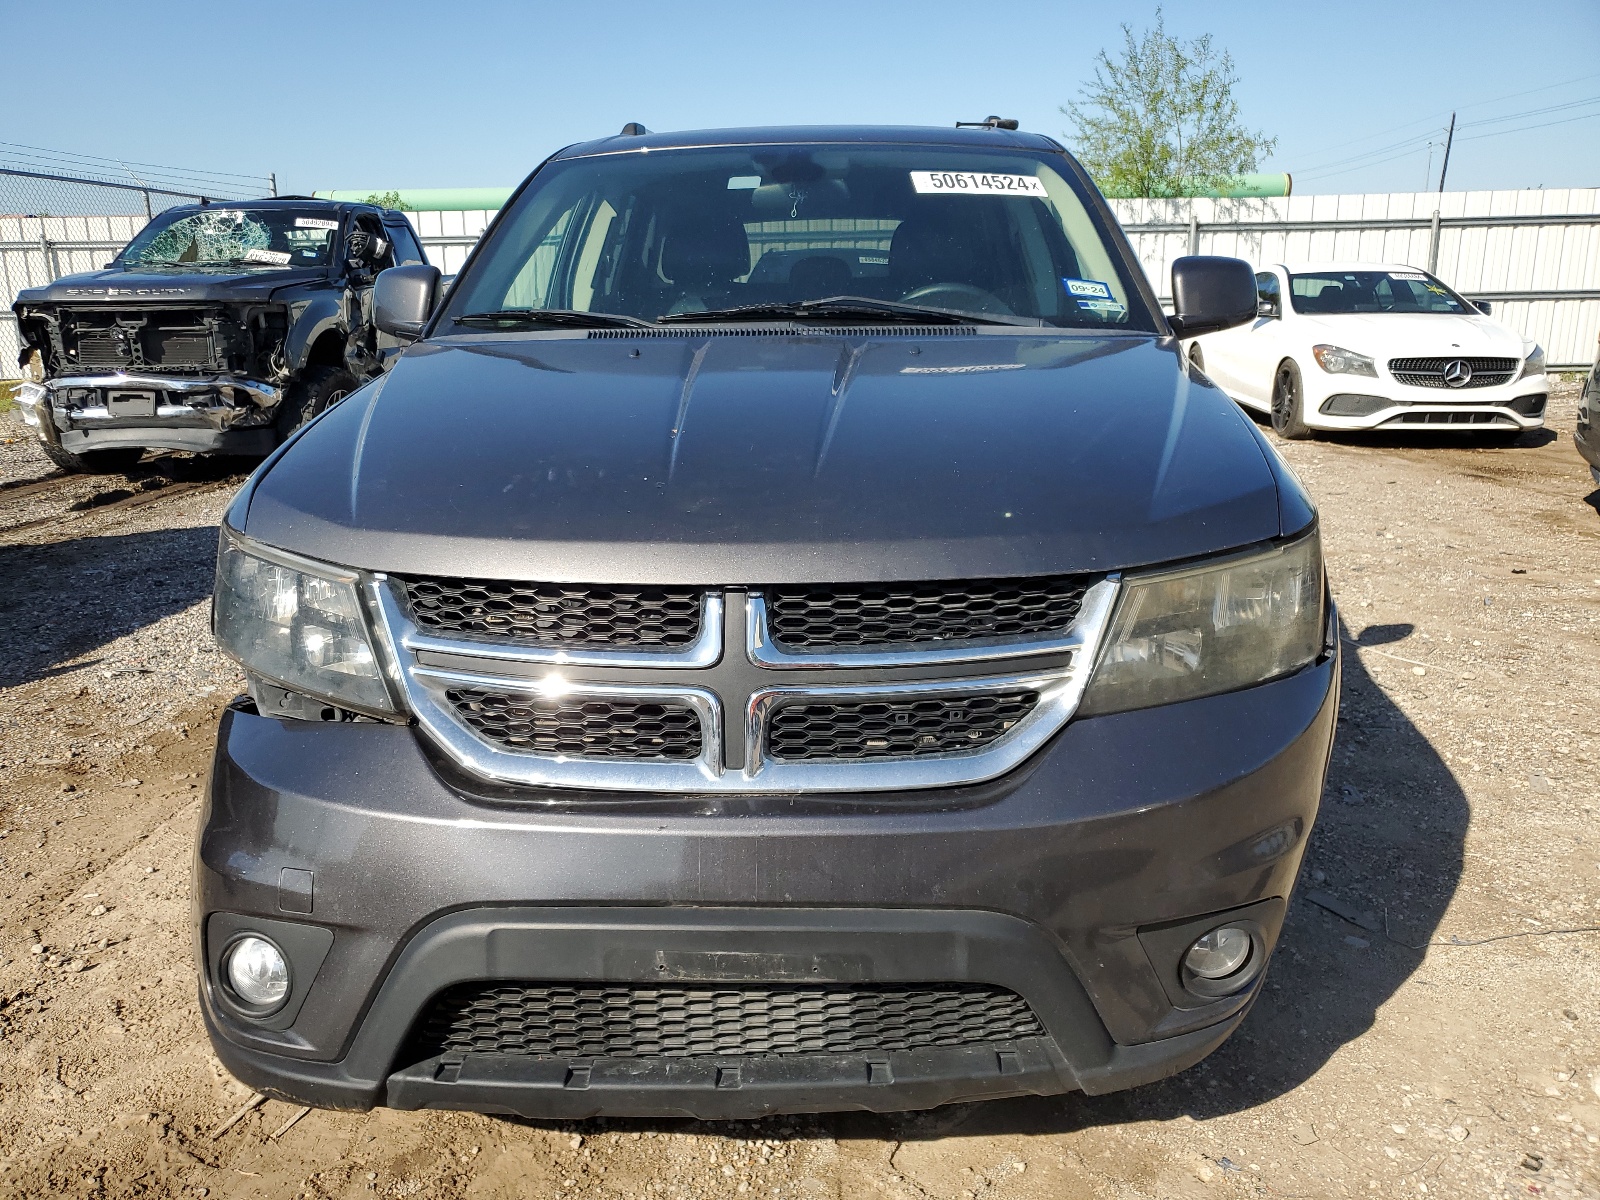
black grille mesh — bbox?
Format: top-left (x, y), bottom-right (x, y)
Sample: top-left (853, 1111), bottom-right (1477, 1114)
top-left (445, 688), bottom-right (702, 760)
top-left (410, 981), bottom-right (1044, 1059)
top-left (763, 577), bottom-right (1090, 649)
top-left (1388, 356), bottom-right (1517, 388)
top-left (767, 692), bottom-right (1037, 760)
top-left (397, 577), bottom-right (702, 648)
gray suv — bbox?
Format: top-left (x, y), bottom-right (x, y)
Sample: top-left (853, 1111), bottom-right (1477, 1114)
top-left (196, 124), bottom-right (1337, 1120)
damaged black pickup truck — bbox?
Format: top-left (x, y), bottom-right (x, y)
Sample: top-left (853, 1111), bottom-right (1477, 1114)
top-left (12, 198), bottom-right (429, 473)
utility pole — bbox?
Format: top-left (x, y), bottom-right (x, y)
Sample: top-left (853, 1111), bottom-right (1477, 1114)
top-left (1436, 113), bottom-right (1455, 194)
top-left (269, 172), bottom-right (278, 198)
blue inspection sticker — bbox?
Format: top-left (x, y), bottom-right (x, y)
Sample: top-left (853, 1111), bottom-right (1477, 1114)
top-left (1063, 277), bottom-right (1127, 313)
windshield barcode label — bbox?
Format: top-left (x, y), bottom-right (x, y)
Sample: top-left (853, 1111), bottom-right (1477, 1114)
top-left (910, 171), bottom-right (1047, 197)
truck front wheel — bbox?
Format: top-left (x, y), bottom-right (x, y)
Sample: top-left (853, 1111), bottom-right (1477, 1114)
top-left (40, 443), bottom-right (145, 475)
top-left (276, 366), bottom-right (359, 438)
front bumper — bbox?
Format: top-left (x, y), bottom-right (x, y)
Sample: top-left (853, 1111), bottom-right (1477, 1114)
top-left (1301, 371), bottom-right (1548, 432)
top-left (196, 653), bottom-right (1338, 1119)
top-left (19, 374), bottom-right (282, 455)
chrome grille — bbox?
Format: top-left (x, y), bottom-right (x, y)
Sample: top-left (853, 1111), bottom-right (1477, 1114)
top-left (764, 576), bottom-right (1092, 649)
top-left (1389, 357), bottom-right (1517, 388)
top-left (444, 688), bottom-right (703, 760)
top-left (767, 692), bottom-right (1037, 760)
top-left (410, 982), bottom-right (1044, 1059)
top-left (395, 576), bottom-right (702, 648)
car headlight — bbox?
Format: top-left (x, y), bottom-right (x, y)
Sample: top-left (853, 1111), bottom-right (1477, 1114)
top-left (1518, 345), bottom-right (1545, 380)
top-left (213, 527), bottom-right (397, 715)
top-left (1080, 531), bottom-right (1325, 715)
top-left (1311, 344), bottom-right (1377, 376)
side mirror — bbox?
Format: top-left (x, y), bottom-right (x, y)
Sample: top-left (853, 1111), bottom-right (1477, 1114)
top-left (1257, 296), bottom-right (1281, 319)
top-left (374, 264), bottom-right (441, 340)
top-left (1473, 299), bottom-right (1492, 315)
top-left (1168, 256), bottom-right (1257, 339)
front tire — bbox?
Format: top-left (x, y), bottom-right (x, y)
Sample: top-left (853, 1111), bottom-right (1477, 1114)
top-left (40, 443), bottom-right (144, 475)
top-left (275, 366), bottom-right (358, 439)
top-left (1188, 344), bottom-right (1206, 375)
top-left (1271, 360), bottom-right (1313, 440)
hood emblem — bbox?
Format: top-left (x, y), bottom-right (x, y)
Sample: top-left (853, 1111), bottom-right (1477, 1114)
top-left (1442, 359), bottom-right (1472, 388)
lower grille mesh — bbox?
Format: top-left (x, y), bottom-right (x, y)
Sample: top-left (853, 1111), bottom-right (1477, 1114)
top-left (410, 982), bottom-right (1044, 1059)
top-left (767, 692), bottom-right (1037, 760)
top-left (445, 688), bottom-right (702, 760)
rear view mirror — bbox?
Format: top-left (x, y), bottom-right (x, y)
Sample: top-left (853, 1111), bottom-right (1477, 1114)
top-left (1168, 256), bottom-right (1257, 339)
top-left (374, 264), bottom-right (441, 340)
top-left (1473, 299), bottom-right (1492, 315)
top-left (1257, 296), bottom-right (1281, 319)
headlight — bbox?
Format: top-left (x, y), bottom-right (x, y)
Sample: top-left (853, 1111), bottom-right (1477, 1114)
top-left (213, 527), bottom-right (396, 715)
top-left (1080, 531), bottom-right (1325, 715)
top-left (1519, 345), bottom-right (1545, 380)
top-left (1311, 344), bottom-right (1377, 376)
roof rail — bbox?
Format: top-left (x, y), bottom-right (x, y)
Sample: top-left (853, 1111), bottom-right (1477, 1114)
top-left (618, 122), bottom-right (650, 136)
top-left (955, 116), bottom-right (1020, 130)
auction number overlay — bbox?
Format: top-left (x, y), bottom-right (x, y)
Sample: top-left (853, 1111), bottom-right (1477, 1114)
top-left (911, 171), bottom-right (1047, 196)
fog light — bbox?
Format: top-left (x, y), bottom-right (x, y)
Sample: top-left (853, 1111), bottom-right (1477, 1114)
top-left (224, 935), bottom-right (290, 1010)
top-left (1184, 926), bottom-right (1253, 980)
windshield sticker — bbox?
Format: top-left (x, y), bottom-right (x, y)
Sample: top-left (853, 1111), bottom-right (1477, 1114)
top-left (243, 248), bottom-right (292, 265)
top-left (1389, 271), bottom-right (1429, 281)
top-left (1063, 277), bottom-right (1127, 313)
top-left (858, 254), bottom-right (889, 265)
top-left (910, 171), bottom-right (1047, 197)
top-left (726, 176), bottom-right (762, 190)
top-left (295, 217), bottom-right (339, 230)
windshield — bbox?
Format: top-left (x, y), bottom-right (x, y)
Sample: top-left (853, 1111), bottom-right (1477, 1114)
top-left (120, 207), bottom-right (341, 269)
top-left (444, 145), bottom-right (1155, 330)
top-left (1288, 269), bottom-right (1470, 316)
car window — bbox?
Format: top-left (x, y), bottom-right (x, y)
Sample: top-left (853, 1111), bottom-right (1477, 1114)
top-left (349, 215), bottom-right (397, 273)
top-left (120, 207), bottom-right (340, 269)
top-left (446, 145), bottom-right (1156, 330)
top-left (384, 218), bottom-right (427, 266)
top-left (1288, 270), bottom-right (1468, 315)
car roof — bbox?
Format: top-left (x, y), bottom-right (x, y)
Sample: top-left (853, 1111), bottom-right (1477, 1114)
top-left (155, 197), bottom-right (382, 217)
top-left (554, 124), bottom-right (1065, 159)
top-left (1272, 262), bottom-right (1428, 274)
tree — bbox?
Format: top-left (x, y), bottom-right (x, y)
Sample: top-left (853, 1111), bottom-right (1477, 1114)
top-left (363, 190), bottom-right (411, 211)
top-left (1062, 9), bottom-right (1275, 199)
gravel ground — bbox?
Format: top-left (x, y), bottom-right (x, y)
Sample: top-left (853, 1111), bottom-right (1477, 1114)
top-left (0, 380), bottom-right (1595, 1199)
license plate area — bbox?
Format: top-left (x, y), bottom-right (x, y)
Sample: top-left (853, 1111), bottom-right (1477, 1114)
top-left (106, 390), bottom-right (157, 418)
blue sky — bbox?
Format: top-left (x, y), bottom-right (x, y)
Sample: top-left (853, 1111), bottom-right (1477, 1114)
top-left (8, 0), bottom-right (1598, 198)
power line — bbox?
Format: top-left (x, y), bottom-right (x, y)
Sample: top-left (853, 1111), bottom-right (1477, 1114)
top-left (1456, 109), bottom-right (1600, 143)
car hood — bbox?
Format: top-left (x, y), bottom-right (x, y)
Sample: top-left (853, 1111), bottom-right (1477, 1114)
top-left (13, 266), bottom-right (327, 307)
top-left (242, 332), bottom-right (1297, 584)
top-left (1297, 311), bottom-right (1529, 358)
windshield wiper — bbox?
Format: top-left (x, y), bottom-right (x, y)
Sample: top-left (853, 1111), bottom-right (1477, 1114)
top-left (657, 296), bottom-right (1035, 326)
top-left (455, 309), bottom-right (654, 330)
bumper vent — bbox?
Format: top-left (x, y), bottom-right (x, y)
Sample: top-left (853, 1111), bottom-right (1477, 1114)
top-left (410, 981), bottom-right (1044, 1059)
top-left (1389, 357), bottom-right (1517, 388)
top-left (764, 576), bottom-right (1091, 649)
top-left (444, 688), bottom-right (703, 760)
top-left (396, 576), bottom-right (702, 648)
top-left (767, 692), bottom-right (1037, 760)
top-left (1379, 411), bottom-right (1517, 427)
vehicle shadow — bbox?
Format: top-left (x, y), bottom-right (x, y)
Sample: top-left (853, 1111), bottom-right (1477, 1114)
top-left (0, 525), bottom-right (219, 689)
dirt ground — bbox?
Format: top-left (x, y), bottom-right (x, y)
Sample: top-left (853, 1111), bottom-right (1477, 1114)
top-left (0, 380), bottom-right (1596, 1200)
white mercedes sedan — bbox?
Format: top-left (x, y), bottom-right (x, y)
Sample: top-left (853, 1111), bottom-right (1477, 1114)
top-left (1186, 261), bottom-right (1548, 440)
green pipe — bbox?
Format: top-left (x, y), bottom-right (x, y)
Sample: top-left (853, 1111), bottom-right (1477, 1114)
top-left (312, 187), bottom-right (515, 211)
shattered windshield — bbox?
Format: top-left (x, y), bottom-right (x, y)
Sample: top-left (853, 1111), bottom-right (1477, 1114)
top-left (120, 208), bottom-right (341, 270)
top-left (446, 145), bottom-right (1156, 330)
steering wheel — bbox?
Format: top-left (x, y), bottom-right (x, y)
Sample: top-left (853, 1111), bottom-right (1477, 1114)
top-left (898, 282), bottom-right (1014, 316)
